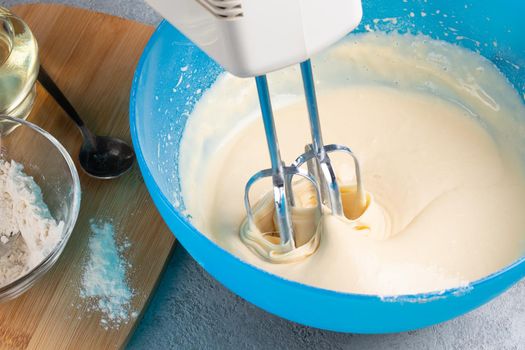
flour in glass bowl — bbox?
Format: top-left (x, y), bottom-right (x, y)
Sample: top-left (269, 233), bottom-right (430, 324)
top-left (0, 159), bottom-right (64, 287)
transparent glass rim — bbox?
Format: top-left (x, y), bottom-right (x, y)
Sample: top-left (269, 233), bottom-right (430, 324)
top-left (0, 115), bottom-right (81, 298)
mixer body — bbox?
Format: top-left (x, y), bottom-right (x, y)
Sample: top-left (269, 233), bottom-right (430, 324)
top-left (145, 0), bottom-right (362, 77)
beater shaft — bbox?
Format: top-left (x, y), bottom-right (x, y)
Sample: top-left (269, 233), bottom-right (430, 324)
top-left (300, 60), bottom-right (344, 216)
top-left (254, 75), bottom-right (295, 250)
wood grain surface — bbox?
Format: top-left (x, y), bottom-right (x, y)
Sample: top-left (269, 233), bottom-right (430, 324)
top-left (0, 4), bottom-right (175, 349)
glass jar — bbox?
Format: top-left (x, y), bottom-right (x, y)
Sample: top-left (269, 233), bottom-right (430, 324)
top-left (0, 7), bottom-right (39, 133)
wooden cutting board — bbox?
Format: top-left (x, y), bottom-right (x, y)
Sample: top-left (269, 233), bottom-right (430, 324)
top-left (0, 4), bottom-right (175, 349)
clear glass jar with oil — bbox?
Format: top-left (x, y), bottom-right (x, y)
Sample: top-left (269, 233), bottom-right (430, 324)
top-left (0, 7), bottom-right (39, 127)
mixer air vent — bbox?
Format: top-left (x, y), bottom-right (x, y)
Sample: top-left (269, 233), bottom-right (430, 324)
top-left (196, 0), bottom-right (243, 19)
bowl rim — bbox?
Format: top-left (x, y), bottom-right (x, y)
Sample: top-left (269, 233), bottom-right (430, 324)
top-left (130, 20), bottom-right (525, 302)
top-left (0, 115), bottom-right (81, 295)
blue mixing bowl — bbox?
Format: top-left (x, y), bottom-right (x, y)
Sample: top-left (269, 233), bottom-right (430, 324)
top-left (130, 0), bottom-right (525, 333)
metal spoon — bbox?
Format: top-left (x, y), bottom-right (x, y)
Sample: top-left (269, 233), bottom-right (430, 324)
top-left (37, 67), bottom-right (135, 179)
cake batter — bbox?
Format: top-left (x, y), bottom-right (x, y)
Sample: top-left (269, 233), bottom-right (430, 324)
top-left (179, 33), bottom-right (525, 295)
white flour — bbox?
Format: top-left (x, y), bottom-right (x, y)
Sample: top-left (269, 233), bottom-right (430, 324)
top-left (80, 220), bottom-right (136, 329)
top-left (0, 159), bottom-right (64, 287)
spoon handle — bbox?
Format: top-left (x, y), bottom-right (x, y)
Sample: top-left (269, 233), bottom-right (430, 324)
top-left (37, 66), bottom-right (85, 128)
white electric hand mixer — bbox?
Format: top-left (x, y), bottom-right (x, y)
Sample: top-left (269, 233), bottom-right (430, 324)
top-left (147, 0), bottom-right (366, 258)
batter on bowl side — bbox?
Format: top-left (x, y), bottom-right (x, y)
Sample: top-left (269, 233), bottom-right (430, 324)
top-left (179, 33), bottom-right (525, 296)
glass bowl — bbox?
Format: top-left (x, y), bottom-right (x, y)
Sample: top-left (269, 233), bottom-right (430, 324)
top-left (0, 116), bottom-right (81, 301)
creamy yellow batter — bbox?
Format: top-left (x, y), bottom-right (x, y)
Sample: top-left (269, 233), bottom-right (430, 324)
top-left (179, 33), bottom-right (525, 295)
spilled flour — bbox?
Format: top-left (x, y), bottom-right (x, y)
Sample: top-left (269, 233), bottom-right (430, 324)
top-left (0, 159), bottom-right (64, 287)
top-left (80, 220), bottom-right (137, 329)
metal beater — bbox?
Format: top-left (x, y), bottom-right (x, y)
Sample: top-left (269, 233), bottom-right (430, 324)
top-left (244, 59), bottom-right (365, 255)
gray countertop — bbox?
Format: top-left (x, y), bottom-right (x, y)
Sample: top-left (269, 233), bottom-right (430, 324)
top-left (5, 1), bottom-right (525, 349)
